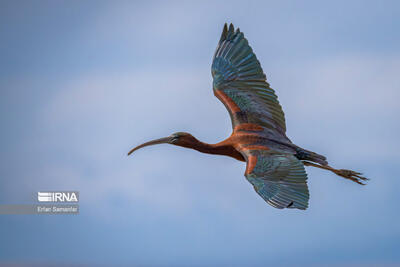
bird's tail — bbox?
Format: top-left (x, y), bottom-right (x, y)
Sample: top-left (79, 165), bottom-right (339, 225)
top-left (295, 147), bottom-right (328, 166)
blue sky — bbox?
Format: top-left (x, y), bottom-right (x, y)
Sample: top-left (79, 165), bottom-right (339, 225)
top-left (0, 1), bottom-right (399, 266)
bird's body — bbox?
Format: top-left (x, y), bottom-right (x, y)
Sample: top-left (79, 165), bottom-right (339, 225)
top-left (128, 23), bottom-right (367, 210)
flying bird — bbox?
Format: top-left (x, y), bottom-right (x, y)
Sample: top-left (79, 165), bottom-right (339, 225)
top-left (128, 23), bottom-right (367, 210)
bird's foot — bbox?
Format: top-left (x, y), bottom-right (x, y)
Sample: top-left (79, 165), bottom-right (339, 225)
top-left (333, 169), bottom-right (369, 185)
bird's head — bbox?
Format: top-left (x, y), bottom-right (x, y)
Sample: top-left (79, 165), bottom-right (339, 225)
top-left (127, 132), bottom-right (196, 155)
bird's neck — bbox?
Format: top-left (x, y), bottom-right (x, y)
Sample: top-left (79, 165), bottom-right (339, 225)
top-left (179, 138), bottom-right (245, 161)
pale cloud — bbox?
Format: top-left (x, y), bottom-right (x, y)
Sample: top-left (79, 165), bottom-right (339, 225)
top-left (28, 54), bottom-right (399, 218)
top-left (1, 1), bottom-right (399, 264)
top-left (32, 67), bottom-right (234, 214)
top-left (271, 55), bottom-right (400, 163)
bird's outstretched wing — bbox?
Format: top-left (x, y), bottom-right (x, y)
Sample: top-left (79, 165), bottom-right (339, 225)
top-left (242, 149), bottom-right (309, 210)
top-left (212, 23), bottom-right (286, 136)
top-left (212, 24), bottom-right (308, 209)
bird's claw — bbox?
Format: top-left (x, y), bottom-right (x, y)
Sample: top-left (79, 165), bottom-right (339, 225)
top-left (334, 169), bottom-right (369, 185)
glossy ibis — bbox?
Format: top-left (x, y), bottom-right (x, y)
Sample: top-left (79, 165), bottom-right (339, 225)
top-left (128, 23), bottom-right (367, 210)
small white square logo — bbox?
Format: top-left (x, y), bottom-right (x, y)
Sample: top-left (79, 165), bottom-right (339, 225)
top-left (38, 192), bottom-right (53, 202)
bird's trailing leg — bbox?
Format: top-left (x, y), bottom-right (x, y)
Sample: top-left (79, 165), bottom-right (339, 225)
top-left (302, 161), bottom-right (369, 185)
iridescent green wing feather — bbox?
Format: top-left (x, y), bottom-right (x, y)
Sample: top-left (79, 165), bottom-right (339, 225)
top-left (212, 23), bottom-right (286, 135)
top-left (243, 149), bottom-right (309, 210)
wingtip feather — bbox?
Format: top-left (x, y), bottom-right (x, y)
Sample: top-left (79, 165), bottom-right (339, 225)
top-left (219, 23), bottom-right (228, 43)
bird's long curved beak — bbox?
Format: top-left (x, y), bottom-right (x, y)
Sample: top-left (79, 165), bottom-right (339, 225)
top-left (127, 136), bottom-right (173, 156)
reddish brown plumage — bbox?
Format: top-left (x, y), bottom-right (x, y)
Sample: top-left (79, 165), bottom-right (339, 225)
top-left (128, 23), bottom-right (368, 210)
top-left (174, 133), bottom-right (246, 162)
top-left (245, 155), bottom-right (258, 175)
top-left (234, 123), bottom-right (264, 132)
top-left (172, 123), bottom-right (272, 162)
top-left (214, 90), bottom-right (241, 113)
